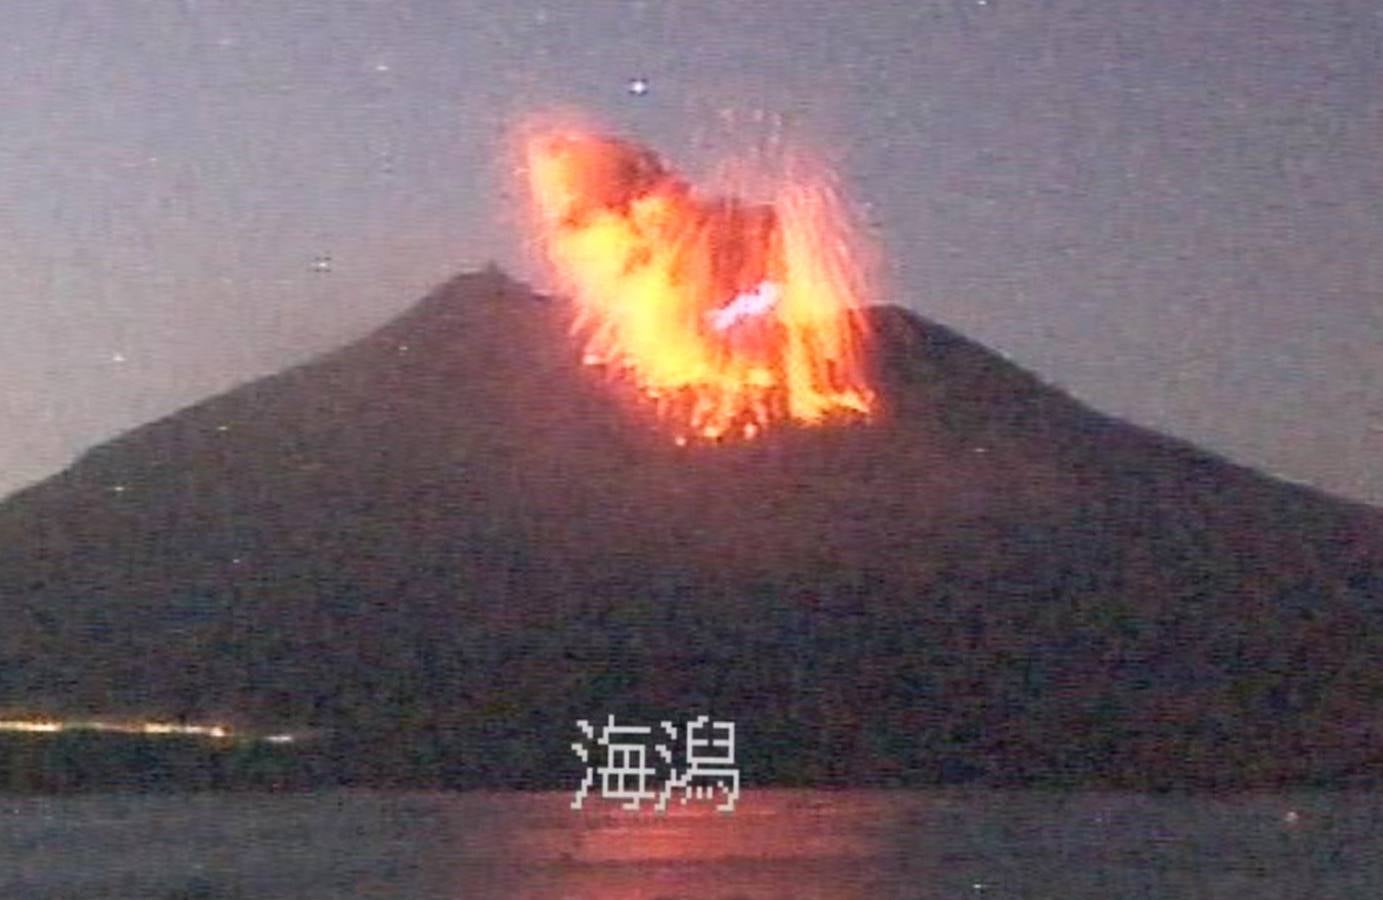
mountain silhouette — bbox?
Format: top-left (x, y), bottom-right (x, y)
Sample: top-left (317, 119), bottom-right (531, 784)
top-left (2, 265), bottom-right (1382, 790)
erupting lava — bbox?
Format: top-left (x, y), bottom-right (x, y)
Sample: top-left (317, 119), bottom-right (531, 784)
top-left (523, 127), bottom-right (876, 443)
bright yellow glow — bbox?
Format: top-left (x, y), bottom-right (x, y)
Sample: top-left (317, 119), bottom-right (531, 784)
top-left (0, 717), bottom-right (248, 742)
top-left (140, 721), bottom-right (230, 738)
top-left (524, 127), bottom-right (876, 443)
top-left (0, 719), bottom-right (61, 733)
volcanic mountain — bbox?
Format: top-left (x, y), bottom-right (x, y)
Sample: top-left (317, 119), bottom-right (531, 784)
top-left (2, 265), bottom-right (1382, 789)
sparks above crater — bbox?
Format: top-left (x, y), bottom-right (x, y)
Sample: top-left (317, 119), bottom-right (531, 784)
top-left (522, 126), bottom-right (877, 444)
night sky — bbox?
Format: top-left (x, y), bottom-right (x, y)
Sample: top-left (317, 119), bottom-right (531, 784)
top-left (3, 0), bottom-right (1380, 503)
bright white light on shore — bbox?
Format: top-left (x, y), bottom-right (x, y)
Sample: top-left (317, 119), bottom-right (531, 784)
top-left (0, 719), bottom-right (61, 733)
top-left (2, 717), bottom-right (234, 740)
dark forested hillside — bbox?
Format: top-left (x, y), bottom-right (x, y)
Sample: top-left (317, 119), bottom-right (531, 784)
top-left (3, 265), bottom-right (1382, 790)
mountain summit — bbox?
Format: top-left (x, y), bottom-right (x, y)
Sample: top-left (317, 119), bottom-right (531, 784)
top-left (3, 266), bottom-right (1382, 788)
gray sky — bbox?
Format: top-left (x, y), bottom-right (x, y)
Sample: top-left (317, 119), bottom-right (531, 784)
top-left (3, 0), bottom-right (1380, 504)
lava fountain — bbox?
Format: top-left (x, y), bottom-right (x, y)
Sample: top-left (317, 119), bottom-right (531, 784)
top-left (522, 127), bottom-right (877, 444)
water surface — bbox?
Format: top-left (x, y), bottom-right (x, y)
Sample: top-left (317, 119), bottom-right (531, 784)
top-left (3, 788), bottom-right (1380, 898)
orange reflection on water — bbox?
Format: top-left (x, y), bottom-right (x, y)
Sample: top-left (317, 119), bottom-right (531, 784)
top-left (455, 790), bottom-right (894, 898)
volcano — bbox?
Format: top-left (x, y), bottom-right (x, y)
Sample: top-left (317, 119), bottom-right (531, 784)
top-left (2, 265), bottom-right (1383, 790)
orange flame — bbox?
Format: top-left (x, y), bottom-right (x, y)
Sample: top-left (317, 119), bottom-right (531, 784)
top-left (523, 127), bottom-right (875, 443)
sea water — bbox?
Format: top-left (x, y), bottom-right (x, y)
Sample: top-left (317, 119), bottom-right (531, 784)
top-left (3, 789), bottom-right (1381, 898)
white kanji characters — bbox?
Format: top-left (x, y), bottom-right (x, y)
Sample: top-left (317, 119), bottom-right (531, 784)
top-left (656, 714), bottom-right (741, 813)
top-left (574, 713), bottom-right (741, 813)
top-left (572, 714), bottom-right (660, 811)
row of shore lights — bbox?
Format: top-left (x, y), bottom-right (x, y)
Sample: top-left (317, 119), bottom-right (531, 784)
top-left (0, 718), bottom-right (296, 744)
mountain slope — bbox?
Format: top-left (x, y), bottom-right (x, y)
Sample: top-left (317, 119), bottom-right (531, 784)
top-left (2, 265), bottom-right (1382, 789)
